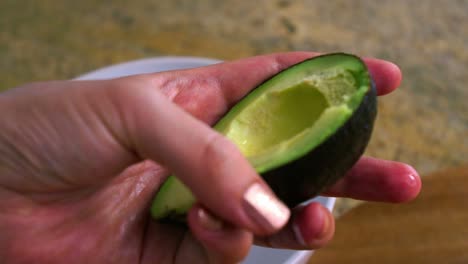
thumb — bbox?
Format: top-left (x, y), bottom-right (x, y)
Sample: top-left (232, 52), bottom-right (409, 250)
top-left (121, 85), bottom-right (290, 235)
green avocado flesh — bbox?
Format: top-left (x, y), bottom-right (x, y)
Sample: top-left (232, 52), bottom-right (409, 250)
top-left (151, 53), bottom-right (377, 220)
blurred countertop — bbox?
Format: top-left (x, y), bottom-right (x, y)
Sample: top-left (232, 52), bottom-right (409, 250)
top-left (1, 0), bottom-right (467, 215)
top-left (310, 166), bottom-right (468, 263)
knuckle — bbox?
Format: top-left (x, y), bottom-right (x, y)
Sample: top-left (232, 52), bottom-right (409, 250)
top-left (269, 57), bottom-right (284, 74)
top-left (201, 133), bottom-right (241, 180)
top-left (109, 76), bottom-right (152, 102)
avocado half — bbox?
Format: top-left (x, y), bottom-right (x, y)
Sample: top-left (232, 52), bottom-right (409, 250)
top-left (151, 53), bottom-right (377, 220)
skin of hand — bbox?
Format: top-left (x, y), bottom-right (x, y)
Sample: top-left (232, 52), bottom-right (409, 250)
top-left (0, 52), bottom-right (421, 264)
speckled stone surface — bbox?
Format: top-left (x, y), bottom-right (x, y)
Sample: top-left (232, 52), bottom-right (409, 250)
top-left (1, 0), bottom-right (467, 215)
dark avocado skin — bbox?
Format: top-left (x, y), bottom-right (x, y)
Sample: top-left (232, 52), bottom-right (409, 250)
top-left (262, 81), bottom-right (377, 207)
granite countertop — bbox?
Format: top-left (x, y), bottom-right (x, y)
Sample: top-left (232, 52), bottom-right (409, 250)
top-left (1, 0), bottom-right (467, 215)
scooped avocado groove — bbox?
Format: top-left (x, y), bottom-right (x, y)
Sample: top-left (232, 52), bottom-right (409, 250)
top-left (151, 53), bottom-right (377, 220)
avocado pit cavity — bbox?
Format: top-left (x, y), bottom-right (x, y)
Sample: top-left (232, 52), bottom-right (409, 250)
top-left (224, 69), bottom-right (357, 158)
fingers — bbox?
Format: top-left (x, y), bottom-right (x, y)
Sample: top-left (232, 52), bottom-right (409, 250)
top-left (255, 202), bottom-right (334, 250)
top-left (153, 52), bottom-right (402, 125)
top-left (364, 57), bottom-right (402, 96)
top-left (323, 156), bottom-right (421, 203)
top-left (186, 157), bottom-right (419, 253)
top-left (123, 87), bottom-right (290, 236)
top-left (187, 204), bottom-right (253, 263)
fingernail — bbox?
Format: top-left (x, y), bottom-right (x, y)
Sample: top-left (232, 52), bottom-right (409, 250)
top-left (198, 207), bottom-right (223, 231)
top-left (294, 206), bottom-right (331, 246)
top-left (242, 183), bottom-right (290, 233)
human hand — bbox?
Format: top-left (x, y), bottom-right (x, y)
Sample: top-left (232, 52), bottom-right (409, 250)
top-left (0, 52), bottom-right (421, 264)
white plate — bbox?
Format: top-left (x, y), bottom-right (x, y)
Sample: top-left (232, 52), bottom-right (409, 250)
top-left (76, 56), bottom-right (336, 264)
